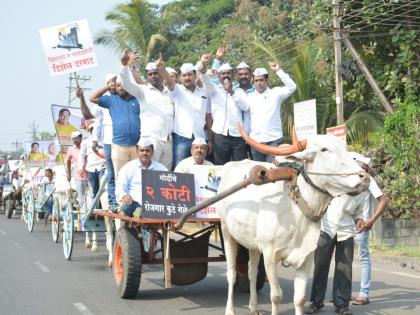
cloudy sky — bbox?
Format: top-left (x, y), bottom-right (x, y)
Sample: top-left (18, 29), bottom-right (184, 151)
top-left (0, 0), bottom-right (171, 151)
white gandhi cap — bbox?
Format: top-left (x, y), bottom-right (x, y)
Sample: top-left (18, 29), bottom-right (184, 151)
top-left (180, 63), bottom-right (196, 74)
top-left (236, 62), bottom-right (250, 70)
top-left (218, 63), bottom-right (233, 73)
top-left (145, 62), bottom-right (158, 72)
top-left (166, 67), bottom-right (177, 74)
top-left (192, 138), bottom-right (207, 146)
top-left (138, 137), bottom-right (154, 148)
top-left (253, 68), bottom-right (268, 76)
top-left (71, 131), bottom-right (81, 139)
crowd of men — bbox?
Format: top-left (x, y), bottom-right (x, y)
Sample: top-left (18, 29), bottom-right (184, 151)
top-left (62, 47), bottom-right (387, 315)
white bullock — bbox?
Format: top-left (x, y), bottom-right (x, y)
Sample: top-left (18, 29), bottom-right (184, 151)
top-left (217, 132), bottom-right (370, 315)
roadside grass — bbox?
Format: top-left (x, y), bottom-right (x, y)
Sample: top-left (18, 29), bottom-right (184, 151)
top-left (370, 240), bottom-right (420, 259)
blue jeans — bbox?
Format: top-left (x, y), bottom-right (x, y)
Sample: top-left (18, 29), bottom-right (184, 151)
top-left (88, 169), bottom-right (104, 209)
top-left (46, 197), bottom-right (53, 216)
top-left (122, 201), bottom-right (141, 217)
top-left (355, 230), bottom-right (371, 297)
top-left (172, 133), bottom-right (193, 170)
top-left (104, 144), bottom-right (116, 205)
top-left (251, 138), bottom-right (283, 163)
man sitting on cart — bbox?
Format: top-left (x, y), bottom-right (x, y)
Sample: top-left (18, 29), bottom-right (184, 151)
top-left (40, 168), bottom-right (55, 224)
top-left (116, 138), bottom-right (167, 217)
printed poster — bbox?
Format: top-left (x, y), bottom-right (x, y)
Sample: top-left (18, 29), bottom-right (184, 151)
top-left (293, 99), bottom-right (317, 140)
top-left (189, 165), bottom-right (222, 219)
top-left (39, 19), bottom-right (98, 76)
top-left (25, 140), bottom-right (59, 167)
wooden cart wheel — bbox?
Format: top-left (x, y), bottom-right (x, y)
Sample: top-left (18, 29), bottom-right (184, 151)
top-left (51, 197), bottom-right (60, 243)
top-left (22, 193), bottom-right (28, 223)
top-left (27, 197), bottom-right (35, 233)
top-left (5, 199), bottom-right (14, 219)
top-left (236, 249), bottom-right (266, 292)
top-left (62, 202), bottom-right (74, 260)
top-left (113, 227), bottom-right (142, 298)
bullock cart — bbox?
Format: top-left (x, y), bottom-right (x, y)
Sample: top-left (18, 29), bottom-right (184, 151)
top-left (95, 165), bottom-right (294, 299)
top-left (56, 173), bottom-right (109, 260)
top-left (22, 184), bottom-right (55, 233)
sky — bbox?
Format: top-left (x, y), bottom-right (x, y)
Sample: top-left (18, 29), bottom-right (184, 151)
top-left (0, 0), bottom-right (171, 152)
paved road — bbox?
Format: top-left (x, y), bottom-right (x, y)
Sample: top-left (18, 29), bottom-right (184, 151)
top-left (1, 213), bottom-right (420, 315)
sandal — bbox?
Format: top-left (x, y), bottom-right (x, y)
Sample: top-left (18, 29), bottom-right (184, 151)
top-left (352, 296), bottom-right (370, 305)
top-left (304, 302), bottom-right (324, 314)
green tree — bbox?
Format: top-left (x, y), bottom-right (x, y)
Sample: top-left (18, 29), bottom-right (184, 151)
top-left (94, 0), bottom-right (166, 66)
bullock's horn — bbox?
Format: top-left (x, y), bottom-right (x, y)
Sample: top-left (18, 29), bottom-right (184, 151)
top-left (237, 123), bottom-right (307, 156)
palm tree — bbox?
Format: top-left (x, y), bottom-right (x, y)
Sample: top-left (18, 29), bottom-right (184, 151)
top-left (94, 0), bottom-right (167, 66)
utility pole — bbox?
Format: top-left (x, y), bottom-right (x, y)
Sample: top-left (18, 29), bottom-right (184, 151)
top-left (67, 73), bottom-right (91, 106)
top-left (332, 0), bottom-right (344, 125)
top-left (11, 139), bottom-right (22, 155)
top-left (342, 36), bottom-right (394, 114)
top-left (28, 120), bottom-right (39, 141)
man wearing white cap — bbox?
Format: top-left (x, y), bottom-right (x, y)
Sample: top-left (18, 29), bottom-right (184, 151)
top-left (157, 60), bottom-right (211, 169)
top-left (79, 119), bottom-right (106, 209)
top-left (89, 75), bottom-right (141, 182)
top-left (116, 138), bottom-right (167, 217)
top-left (120, 52), bottom-right (174, 171)
top-left (247, 62), bottom-right (297, 162)
top-left (174, 138), bottom-right (213, 173)
top-left (196, 54), bottom-right (249, 165)
top-left (349, 152), bottom-right (388, 306)
top-left (66, 131), bottom-right (88, 211)
top-left (166, 67), bottom-right (179, 83)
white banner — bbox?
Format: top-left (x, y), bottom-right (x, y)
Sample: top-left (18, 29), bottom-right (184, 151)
top-left (189, 165), bottom-right (223, 219)
top-left (293, 99), bottom-right (317, 140)
top-left (39, 19), bottom-right (98, 76)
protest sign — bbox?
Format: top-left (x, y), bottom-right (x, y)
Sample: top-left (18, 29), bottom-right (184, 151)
top-left (25, 140), bottom-right (59, 167)
top-left (189, 165), bottom-right (222, 219)
top-left (39, 19), bottom-right (98, 76)
top-left (293, 99), bottom-right (317, 140)
top-left (326, 124), bottom-right (347, 145)
top-left (142, 170), bottom-right (196, 219)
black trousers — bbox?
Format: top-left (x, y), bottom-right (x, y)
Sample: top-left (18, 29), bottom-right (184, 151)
top-left (213, 133), bottom-right (247, 165)
top-left (310, 231), bottom-right (354, 309)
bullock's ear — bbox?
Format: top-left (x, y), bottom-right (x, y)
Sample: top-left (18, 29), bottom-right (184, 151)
top-left (285, 149), bottom-right (316, 162)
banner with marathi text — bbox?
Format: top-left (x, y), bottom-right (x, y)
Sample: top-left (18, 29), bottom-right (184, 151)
top-left (326, 124), bottom-right (347, 145)
top-left (39, 19), bottom-right (98, 76)
top-left (189, 165), bottom-right (222, 219)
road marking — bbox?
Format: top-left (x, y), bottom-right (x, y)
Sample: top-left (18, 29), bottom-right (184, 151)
top-left (13, 242), bottom-right (24, 249)
top-left (372, 267), bottom-right (420, 280)
top-left (74, 303), bottom-right (94, 315)
top-left (0, 229), bottom-right (7, 235)
top-left (34, 261), bottom-right (50, 273)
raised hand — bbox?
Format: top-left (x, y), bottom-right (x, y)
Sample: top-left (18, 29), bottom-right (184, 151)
top-left (216, 47), bottom-right (227, 60)
top-left (75, 87), bottom-right (84, 98)
top-left (156, 52), bottom-right (165, 68)
top-left (269, 61), bottom-right (280, 72)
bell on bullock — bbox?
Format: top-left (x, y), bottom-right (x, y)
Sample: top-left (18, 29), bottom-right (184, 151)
top-left (237, 123), bottom-right (307, 156)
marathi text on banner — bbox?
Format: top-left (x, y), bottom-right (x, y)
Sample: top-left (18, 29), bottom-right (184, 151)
top-left (39, 19), bottom-right (98, 77)
top-left (142, 170), bottom-right (196, 219)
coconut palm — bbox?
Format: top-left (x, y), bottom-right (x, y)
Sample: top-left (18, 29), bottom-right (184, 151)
top-left (94, 0), bottom-right (167, 66)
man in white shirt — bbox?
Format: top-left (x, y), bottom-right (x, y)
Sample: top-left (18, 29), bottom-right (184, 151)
top-left (79, 119), bottom-right (106, 209)
top-left (247, 63), bottom-right (297, 162)
top-left (120, 52), bottom-right (174, 171)
top-left (116, 138), bottom-right (167, 217)
top-left (306, 190), bottom-right (368, 315)
top-left (157, 60), bottom-right (211, 169)
top-left (197, 54), bottom-right (249, 165)
top-left (40, 168), bottom-right (55, 223)
top-left (350, 153), bottom-right (388, 306)
top-left (174, 138), bottom-right (213, 173)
